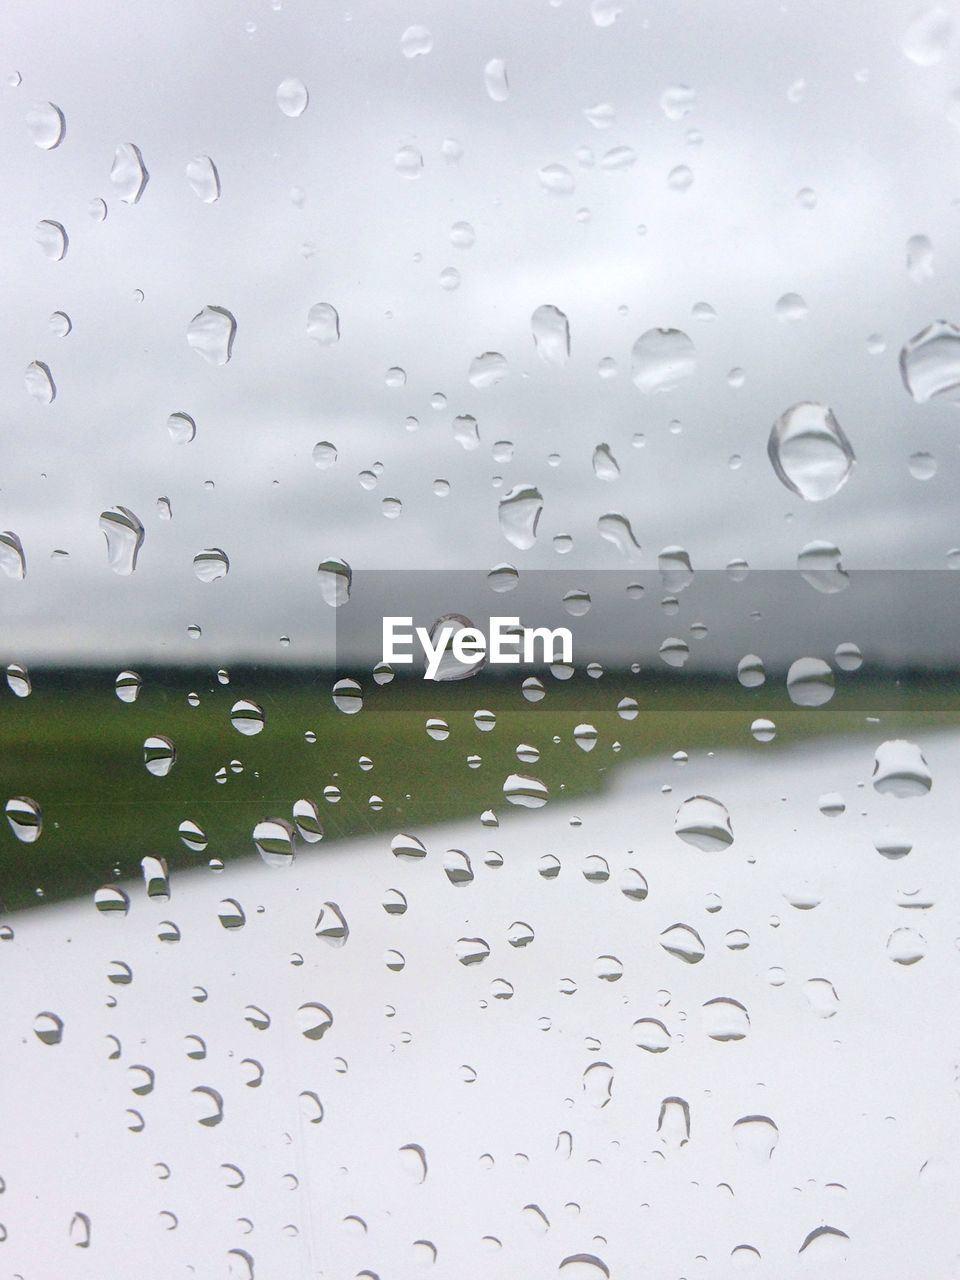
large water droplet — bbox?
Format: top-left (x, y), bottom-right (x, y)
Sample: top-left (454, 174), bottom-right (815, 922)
top-left (899, 320), bottom-right (960, 402)
top-left (5, 796), bottom-right (42, 844)
top-left (786, 657), bottom-right (835, 707)
top-left (872, 740), bottom-right (932, 797)
top-left (277, 77), bottom-right (309, 116)
top-left (186, 155), bottom-right (220, 203)
top-left (187, 305), bottom-right (236, 364)
top-left (798, 540), bottom-right (849, 593)
top-left (401, 25), bottom-right (433, 57)
top-left (0, 532), bottom-right (26, 580)
top-left (503, 773), bottom-right (549, 807)
top-left (143, 736), bottom-right (176, 777)
top-left (194, 548), bottom-right (229, 582)
top-left (902, 6), bottom-right (952, 64)
top-left (469, 351), bottom-right (509, 388)
top-left (531, 305), bottom-right (570, 365)
top-left (317, 557), bottom-right (352, 606)
top-left (253, 818), bottom-right (296, 868)
top-left (598, 512), bottom-right (640, 556)
top-left (25, 361), bottom-right (55, 403)
top-left (498, 484), bottom-right (543, 549)
top-left (674, 795), bottom-right (734, 850)
top-left (26, 102), bottom-right (65, 149)
top-left (631, 328), bottom-right (696, 392)
top-left (483, 58), bottom-right (509, 101)
top-left (109, 143), bottom-right (148, 204)
top-left (768, 402), bottom-right (855, 500)
top-left (307, 303), bottom-right (340, 344)
top-left (100, 507), bottom-right (144, 575)
top-left (34, 219), bottom-right (67, 260)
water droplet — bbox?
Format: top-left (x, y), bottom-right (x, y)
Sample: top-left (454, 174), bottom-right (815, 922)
top-left (498, 484), bottom-right (542, 549)
top-left (805, 977), bottom-right (840, 1017)
top-left (100, 506), bottom-right (143, 575)
top-left (872, 740), bottom-right (932, 796)
top-left (733, 1115), bottom-right (779, 1160)
top-left (230, 699), bottom-right (264, 736)
top-left (503, 773), bottom-right (549, 807)
top-left (277, 77), bottom-right (309, 116)
top-left (668, 164), bottom-right (694, 192)
top-left (317, 557), bottom-right (351, 606)
top-left (786, 657), bottom-right (835, 707)
top-left (143, 735), bottom-right (175, 777)
top-left (25, 361), bottom-right (55, 403)
top-left (703, 996), bottom-right (750, 1040)
top-left (253, 818), bottom-right (295, 867)
top-left (775, 292), bottom-right (808, 321)
top-left (899, 320), bottom-right (960, 401)
top-left (34, 218), bottom-right (67, 261)
top-left (531, 305), bottom-right (570, 365)
top-left (798, 540), bottom-right (849, 593)
top-left (538, 163), bottom-right (576, 194)
top-left (659, 637), bottom-right (690, 668)
top-left (675, 795), bottom-right (734, 850)
top-left (768, 403), bottom-right (855, 500)
top-left (907, 233), bottom-right (934, 282)
top-left (631, 328), bottom-right (696, 392)
top-left (660, 923), bottom-right (705, 963)
top-left (109, 143), bottom-right (148, 204)
top-left (887, 927), bottom-right (927, 964)
top-left (187, 305), bottom-right (236, 364)
top-left (484, 58), bottom-right (509, 101)
top-left (633, 1018), bottom-right (671, 1052)
top-left (194, 547), bottom-right (229, 582)
top-left (0, 532), bottom-right (25, 580)
top-left (657, 1096), bottom-right (691, 1145)
top-left (394, 144), bottom-right (423, 178)
top-left (306, 302), bottom-right (340, 346)
top-left (559, 1256), bottom-right (609, 1279)
top-left (26, 102), bottom-right (64, 149)
top-left (184, 155), bottom-right (220, 204)
top-left (902, 6), bottom-right (952, 64)
top-left (401, 25), bottom-right (433, 57)
top-left (661, 84), bottom-right (696, 120)
top-left (5, 796), bottom-right (42, 844)
top-left (598, 512), bottom-right (640, 556)
top-left (392, 832), bottom-right (427, 860)
top-left (33, 1011), bottom-right (63, 1045)
top-left (591, 443), bottom-right (619, 481)
top-left (738, 654), bottom-right (766, 688)
top-left (167, 411), bottom-right (196, 444)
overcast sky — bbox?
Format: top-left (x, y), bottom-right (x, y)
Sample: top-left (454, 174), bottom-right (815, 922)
top-left (2, 0), bottom-right (960, 666)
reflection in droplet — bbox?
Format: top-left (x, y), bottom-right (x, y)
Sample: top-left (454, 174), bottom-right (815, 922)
top-left (631, 328), bottom-right (696, 392)
top-left (187, 305), bottom-right (236, 365)
top-left (35, 219), bottom-right (67, 260)
top-left (484, 58), bottom-right (509, 102)
top-left (899, 321), bottom-right (960, 402)
top-left (186, 155), bottom-right (220, 202)
top-left (25, 362), bottom-right (55, 403)
top-left (100, 507), bottom-right (144, 575)
top-left (307, 303), bottom-right (340, 345)
top-left (277, 77), bottom-right (309, 116)
top-left (26, 102), bottom-right (65, 149)
top-left (109, 143), bottom-right (149, 204)
top-left (674, 795), bottom-right (734, 850)
top-left (194, 548), bottom-right (229, 582)
top-left (317, 558), bottom-right (352, 606)
top-left (786, 657), bottom-right (835, 707)
top-left (872, 740), bottom-right (932, 797)
top-left (768, 403), bottom-right (855, 500)
top-left (531, 305), bottom-right (570, 365)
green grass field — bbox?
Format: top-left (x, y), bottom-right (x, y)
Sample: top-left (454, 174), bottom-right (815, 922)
top-left (1, 665), bottom-right (959, 913)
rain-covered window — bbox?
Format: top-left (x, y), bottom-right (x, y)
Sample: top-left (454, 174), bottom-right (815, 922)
top-left (1, 0), bottom-right (958, 1276)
